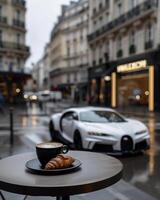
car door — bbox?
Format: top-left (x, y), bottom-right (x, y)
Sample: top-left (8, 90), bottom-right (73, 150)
top-left (61, 112), bottom-right (75, 140)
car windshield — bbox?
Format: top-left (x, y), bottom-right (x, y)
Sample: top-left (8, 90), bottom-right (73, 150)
top-left (80, 110), bottom-right (126, 123)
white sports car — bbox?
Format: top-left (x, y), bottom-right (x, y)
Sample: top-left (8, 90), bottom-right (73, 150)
top-left (49, 107), bottom-right (150, 153)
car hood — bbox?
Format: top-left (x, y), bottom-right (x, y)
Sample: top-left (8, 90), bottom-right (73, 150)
top-left (82, 119), bottom-right (147, 137)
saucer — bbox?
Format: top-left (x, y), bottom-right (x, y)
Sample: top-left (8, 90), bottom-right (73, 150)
top-left (25, 158), bottom-right (82, 175)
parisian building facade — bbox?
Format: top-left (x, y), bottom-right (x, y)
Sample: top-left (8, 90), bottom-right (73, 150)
top-left (49, 0), bottom-right (89, 101)
top-left (33, 43), bottom-right (50, 92)
top-left (88, 0), bottom-right (160, 111)
top-left (0, 0), bottom-right (30, 102)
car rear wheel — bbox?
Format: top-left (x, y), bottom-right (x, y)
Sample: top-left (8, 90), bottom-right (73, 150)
top-left (74, 131), bottom-right (83, 150)
top-left (49, 121), bottom-right (59, 141)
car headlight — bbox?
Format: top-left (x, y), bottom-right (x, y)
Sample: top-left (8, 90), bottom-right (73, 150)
top-left (24, 94), bottom-right (28, 99)
top-left (88, 132), bottom-right (110, 137)
top-left (135, 129), bottom-right (147, 135)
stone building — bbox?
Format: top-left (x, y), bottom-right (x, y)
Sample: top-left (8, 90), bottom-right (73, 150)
top-left (49, 0), bottom-right (89, 101)
top-left (88, 0), bottom-right (160, 111)
top-left (0, 0), bottom-right (30, 102)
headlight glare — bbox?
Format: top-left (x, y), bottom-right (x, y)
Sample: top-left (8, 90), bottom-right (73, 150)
top-left (135, 130), bottom-right (147, 135)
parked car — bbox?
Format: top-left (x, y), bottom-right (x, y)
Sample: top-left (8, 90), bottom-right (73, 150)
top-left (49, 107), bottom-right (150, 153)
top-left (50, 91), bottom-right (62, 101)
top-left (37, 91), bottom-right (62, 102)
top-left (37, 91), bottom-right (51, 102)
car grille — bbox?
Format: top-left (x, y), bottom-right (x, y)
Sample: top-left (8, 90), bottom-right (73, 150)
top-left (135, 140), bottom-right (149, 151)
top-left (93, 144), bottom-right (113, 152)
top-left (121, 136), bottom-right (133, 152)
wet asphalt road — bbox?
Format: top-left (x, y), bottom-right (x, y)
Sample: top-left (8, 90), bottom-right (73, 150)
top-left (119, 118), bottom-right (160, 199)
top-left (0, 103), bottom-right (160, 199)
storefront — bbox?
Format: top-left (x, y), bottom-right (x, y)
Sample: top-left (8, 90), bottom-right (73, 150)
top-left (112, 60), bottom-right (154, 111)
top-left (88, 50), bottom-right (160, 111)
top-left (0, 71), bottom-right (31, 103)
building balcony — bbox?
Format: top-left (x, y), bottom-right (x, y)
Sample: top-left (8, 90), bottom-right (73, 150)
top-left (129, 44), bottom-right (136, 54)
top-left (92, 2), bottom-right (110, 18)
top-left (145, 40), bottom-right (153, 50)
top-left (117, 49), bottom-right (123, 58)
top-left (0, 42), bottom-right (30, 56)
top-left (13, 19), bottom-right (25, 29)
top-left (12, 0), bottom-right (26, 8)
top-left (88, 0), bottom-right (157, 42)
top-left (0, 16), bottom-right (7, 25)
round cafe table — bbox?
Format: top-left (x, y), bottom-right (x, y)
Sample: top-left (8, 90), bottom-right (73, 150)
top-left (0, 151), bottom-right (123, 200)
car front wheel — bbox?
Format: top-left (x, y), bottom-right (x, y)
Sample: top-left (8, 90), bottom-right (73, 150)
top-left (74, 131), bottom-right (83, 150)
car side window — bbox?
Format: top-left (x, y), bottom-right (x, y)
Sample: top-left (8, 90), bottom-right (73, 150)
top-left (62, 112), bottom-right (74, 121)
top-left (72, 112), bottom-right (78, 121)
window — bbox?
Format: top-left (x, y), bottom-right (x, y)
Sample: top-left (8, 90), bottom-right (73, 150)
top-left (117, 35), bottom-right (123, 57)
top-left (0, 57), bottom-right (3, 69)
top-left (80, 110), bottom-right (126, 123)
top-left (73, 39), bottom-right (77, 55)
top-left (129, 30), bottom-right (136, 54)
top-left (99, 2), bottom-right (103, 10)
top-left (105, 0), bottom-right (109, 7)
top-left (106, 13), bottom-right (109, 23)
top-left (67, 42), bottom-right (70, 57)
top-left (74, 73), bottom-right (77, 82)
top-left (67, 74), bottom-right (70, 83)
top-left (99, 45), bottom-right (103, 62)
top-left (0, 5), bottom-right (2, 17)
top-left (145, 22), bottom-right (154, 49)
top-left (130, 0), bottom-right (137, 9)
top-left (145, 23), bottom-right (154, 42)
top-left (17, 33), bottom-right (20, 45)
top-left (80, 34), bottom-right (83, 42)
top-left (99, 16), bottom-right (103, 25)
top-left (129, 30), bottom-right (135, 45)
top-left (93, 8), bottom-right (96, 14)
top-left (117, 35), bottom-right (122, 50)
top-left (17, 58), bottom-right (21, 69)
top-left (16, 10), bottom-right (20, 20)
top-left (117, 2), bottom-right (122, 16)
top-left (0, 30), bottom-right (2, 43)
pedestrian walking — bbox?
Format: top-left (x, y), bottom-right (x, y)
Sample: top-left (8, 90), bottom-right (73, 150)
top-left (74, 88), bottom-right (80, 105)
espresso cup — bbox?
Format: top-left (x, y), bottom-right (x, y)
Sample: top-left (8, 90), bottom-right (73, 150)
top-left (36, 142), bottom-right (68, 167)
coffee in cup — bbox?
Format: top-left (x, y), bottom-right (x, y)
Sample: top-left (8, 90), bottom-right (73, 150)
top-left (36, 142), bottom-right (68, 167)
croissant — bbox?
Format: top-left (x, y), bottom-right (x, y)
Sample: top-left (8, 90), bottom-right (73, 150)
top-left (45, 155), bottom-right (75, 170)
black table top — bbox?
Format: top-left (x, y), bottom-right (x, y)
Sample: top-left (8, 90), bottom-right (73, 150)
top-left (0, 151), bottom-right (123, 197)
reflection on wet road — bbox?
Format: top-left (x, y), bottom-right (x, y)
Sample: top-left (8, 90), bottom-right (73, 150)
top-left (120, 116), bottom-right (160, 199)
top-left (15, 104), bottom-right (160, 199)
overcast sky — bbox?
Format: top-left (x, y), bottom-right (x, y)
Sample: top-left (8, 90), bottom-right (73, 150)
top-left (25, 0), bottom-right (71, 68)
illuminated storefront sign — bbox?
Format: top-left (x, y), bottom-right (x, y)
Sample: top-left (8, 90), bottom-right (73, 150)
top-left (112, 72), bottom-right (116, 108)
top-left (149, 66), bottom-right (154, 112)
top-left (117, 60), bottom-right (147, 73)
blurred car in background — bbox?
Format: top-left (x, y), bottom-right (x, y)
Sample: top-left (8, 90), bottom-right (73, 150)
top-left (37, 90), bottom-right (62, 102)
top-left (24, 92), bottom-right (38, 102)
top-left (49, 107), bottom-right (150, 153)
top-left (37, 91), bottom-right (50, 102)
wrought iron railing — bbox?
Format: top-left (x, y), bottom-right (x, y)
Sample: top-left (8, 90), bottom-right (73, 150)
top-left (88, 0), bottom-right (157, 41)
top-left (13, 19), bottom-right (25, 28)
